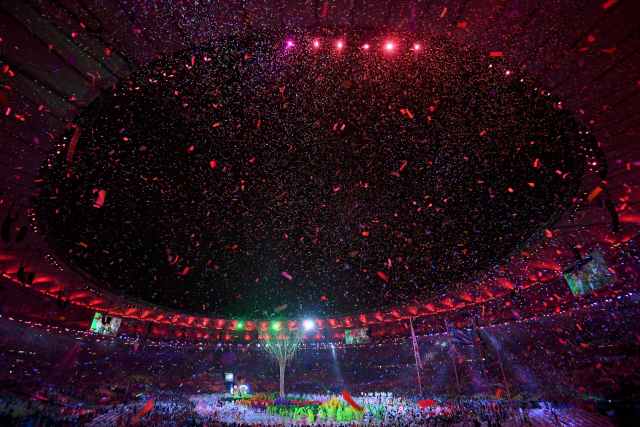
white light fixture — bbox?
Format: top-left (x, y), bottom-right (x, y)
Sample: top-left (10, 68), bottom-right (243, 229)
top-left (303, 319), bottom-right (315, 331)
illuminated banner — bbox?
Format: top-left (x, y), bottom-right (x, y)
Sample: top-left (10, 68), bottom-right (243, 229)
top-left (90, 312), bottom-right (122, 336)
top-left (563, 250), bottom-right (615, 296)
top-left (345, 328), bottom-right (369, 344)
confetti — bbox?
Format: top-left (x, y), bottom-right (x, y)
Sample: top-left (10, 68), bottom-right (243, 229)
top-left (93, 189), bottom-right (107, 208)
top-left (376, 271), bottom-right (390, 283)
top-left (281, 271), bottom-right (293, 281)
top-left (32, 33), bottom-right (602, 321)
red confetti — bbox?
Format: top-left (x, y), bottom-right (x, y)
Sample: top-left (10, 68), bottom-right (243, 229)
top-left (601, 0), bottom-right (617, 10)
top-left (93, 189), bottom-right (107, 208)
top-left (209, 159), bottom-right (218, 169)
top-left (281, 271), bottom-right (293, 281)
top-left (489, 51), bottom-right (504, 58)
top-left (587, 185), bottom-right (603, 203)
top-left (544, 229), bottom-right (553, 238)
top-left (399, 108), bottom-right (414, 119)
top-left (376, 271), bottom-right (389, 283)
top-left (66, 125), bottom-right (81, 166)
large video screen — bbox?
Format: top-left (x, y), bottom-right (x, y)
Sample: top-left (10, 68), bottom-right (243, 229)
top-left (563, 250), bottom-right (615, 296)
top-left (90, 312), bottom-right (122, 336)
top-left (345, 328), bottom-right (369, 345)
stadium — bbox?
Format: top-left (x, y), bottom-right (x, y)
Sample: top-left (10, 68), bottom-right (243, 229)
top-left (0, 0), bottom-right (639, 425)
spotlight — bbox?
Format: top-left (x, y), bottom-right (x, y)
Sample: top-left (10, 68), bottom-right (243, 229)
top-left (335, 40), bottom-right (344, 50)
top-left (271, 321), bottom-right (281, 331)
top-left (362, 43), bottom-right (370, 50)
top-left (303, 319), bottom-right (315, 331)
top-left (412, 43), bottom-right (422, 51)
top-left (285, 39), bottom-right (295, 48)
top-left (312, 39), bottom-right (320, 49)
top-left (384, 41), bottom-right (395, 52)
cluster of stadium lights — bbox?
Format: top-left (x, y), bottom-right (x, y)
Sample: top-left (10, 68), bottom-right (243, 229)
top-left (285, 38), bottom-right (422, 53)
top-left (233, 318), bottom-right (317, 332)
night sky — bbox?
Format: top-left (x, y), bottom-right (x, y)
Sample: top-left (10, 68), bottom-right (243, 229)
top-left (36, 34), bottom-right (600, 318)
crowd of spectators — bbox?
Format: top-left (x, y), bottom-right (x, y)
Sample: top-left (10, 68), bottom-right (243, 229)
top-left (86, 394), bottom-right (550, 427)
top-left (2, 294), bottom-right (640, 405)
